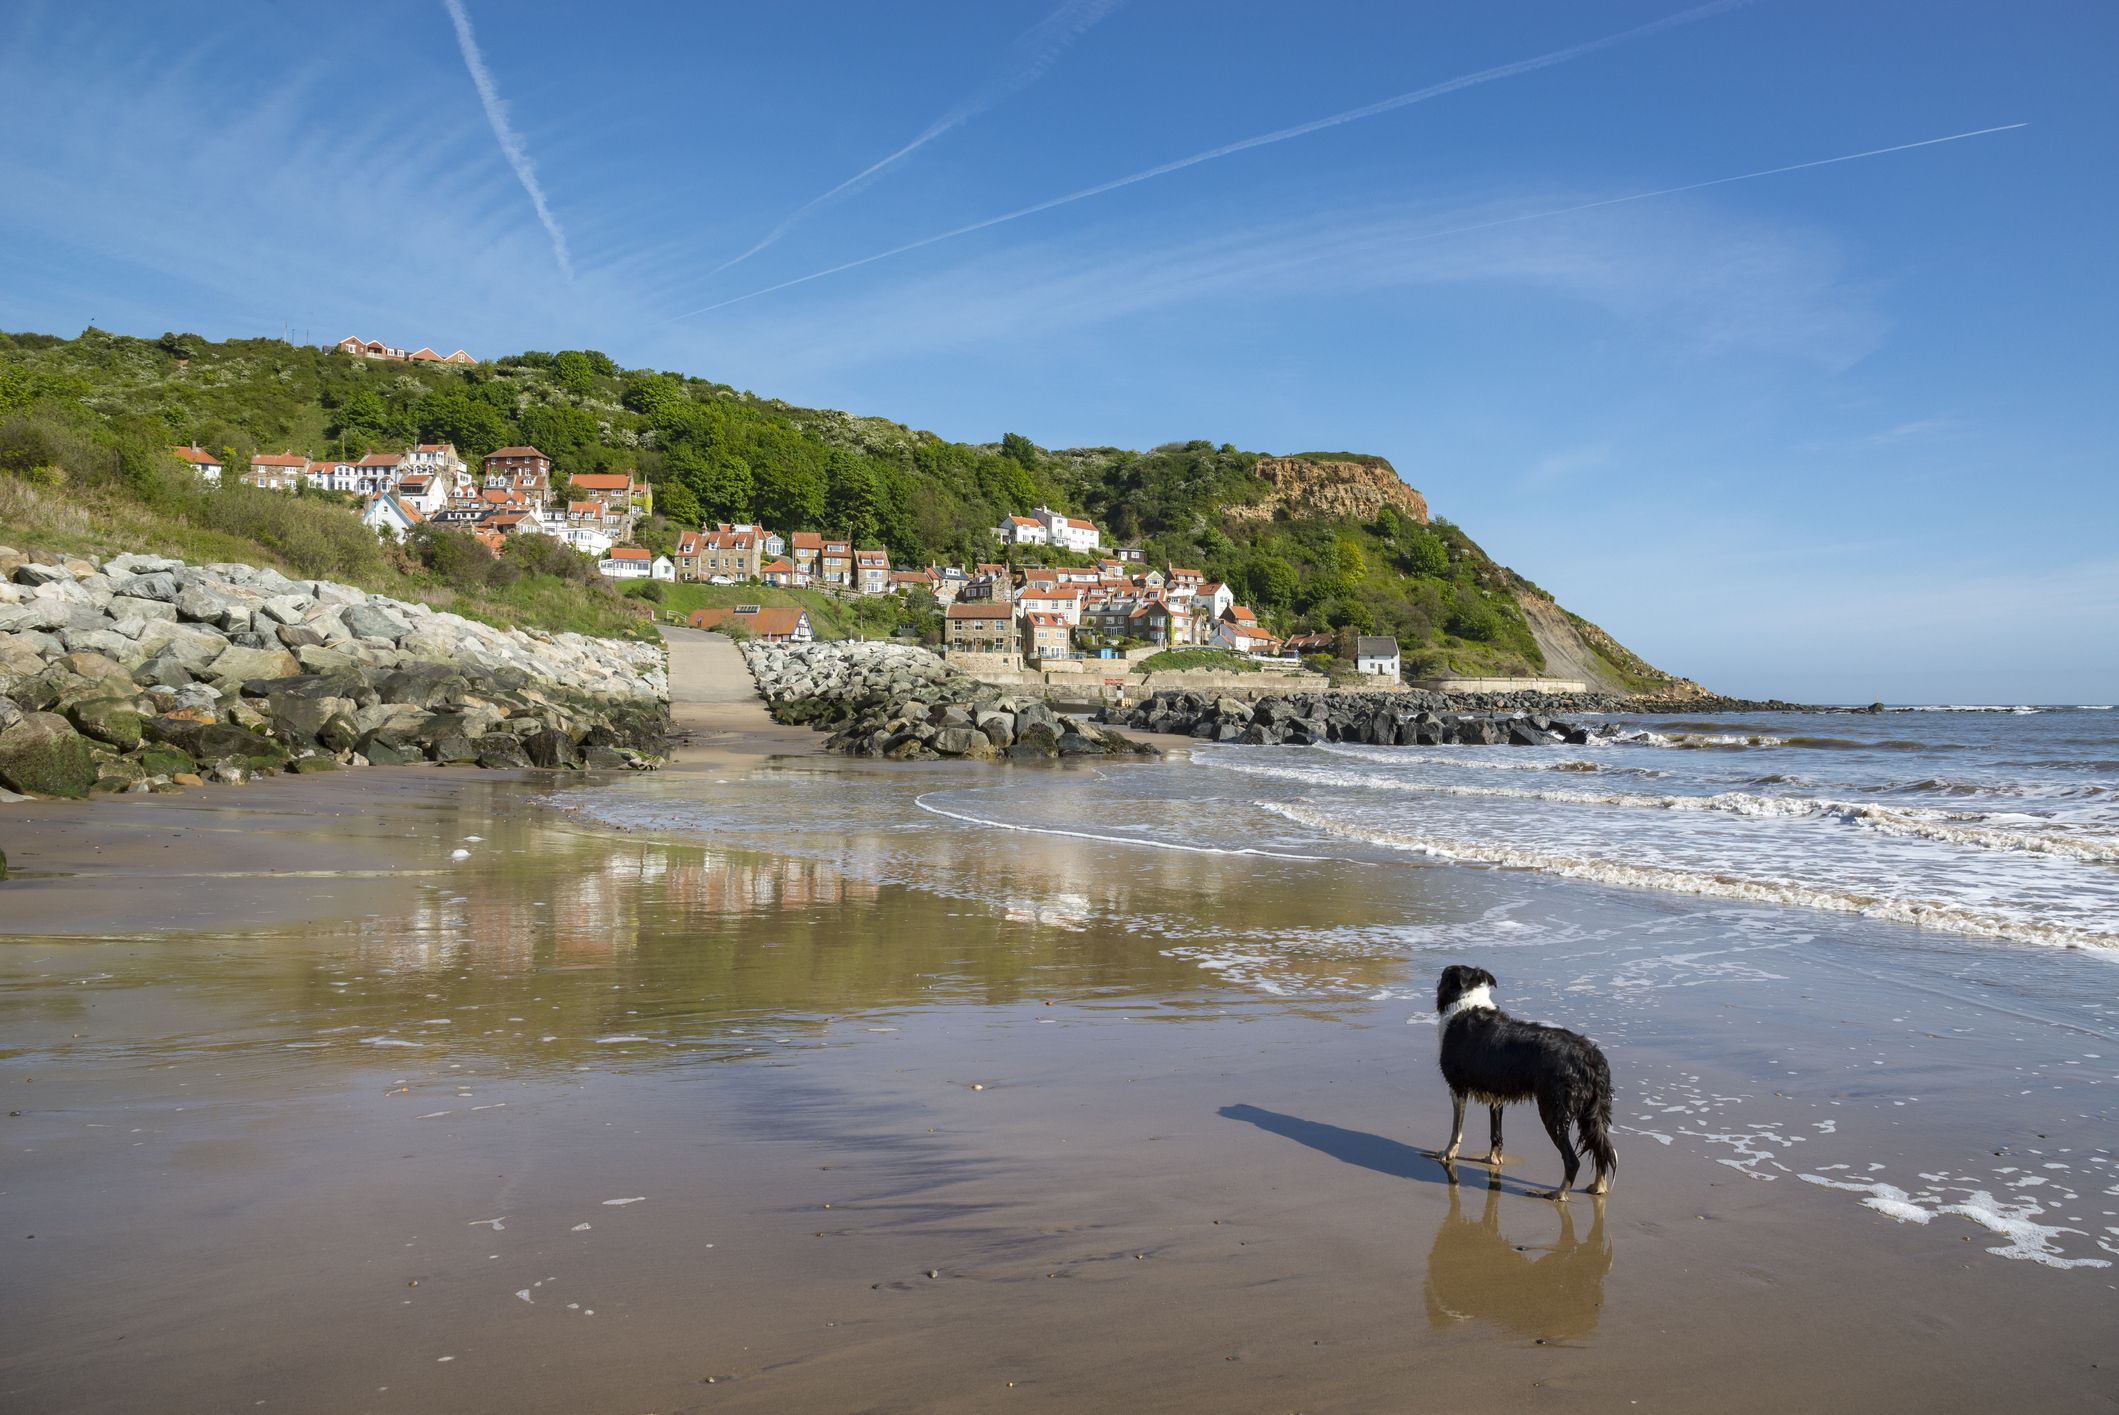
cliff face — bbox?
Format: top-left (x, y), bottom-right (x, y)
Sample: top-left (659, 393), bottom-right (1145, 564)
top-left (1225, 456), bottom-right (1430, 526)
top-left (1513, 590), bottom-right (1702, 699)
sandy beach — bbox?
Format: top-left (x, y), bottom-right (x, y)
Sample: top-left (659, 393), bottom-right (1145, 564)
top-left (2, 632), bottom-right (2114, 1413)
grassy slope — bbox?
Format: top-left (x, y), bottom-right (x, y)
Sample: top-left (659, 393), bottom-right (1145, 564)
top-left (0, 328), bottom-right (1687, 682)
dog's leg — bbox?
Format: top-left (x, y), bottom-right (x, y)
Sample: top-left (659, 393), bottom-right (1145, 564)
top-left (1534, 1092), bottom-right (1578, 1201)
top-left (1438, 1091), bottom-right (1467, 1163)
top-left (1484, 1104), bottom-right (1504, 1166)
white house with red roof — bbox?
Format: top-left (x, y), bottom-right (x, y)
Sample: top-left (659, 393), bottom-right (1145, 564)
top-left (393, 473), bottom-right (448, 516)
top-left (995, 513), bottom-right (1048, 546)
top-left (597, 546), bottom-right (655, 579)
top-left (171, 445), bottom-right (223, 484)
top-left (1030, 505), bottom-right (1098, 552)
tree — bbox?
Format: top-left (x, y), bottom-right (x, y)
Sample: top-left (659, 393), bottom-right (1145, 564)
top-left (1243, 551), bottom-right (1299, 611)
top-left (1000, 432), bottom-right (1038, 468)
top-left (668, 444), bottom-right (754, 521)
top-left (654, 477), bottom-right (701, 527)
top-left (415, 387), bottom-right (514, 460)
top-left (552, 351), bottom-right (599, 393)
top-left (1446, 592), bottom-right (1503, 642)
top-left (753, 455), bottom-right (824, 528)
top-left (1402, 527), bottom-right (1449, 577)
top-left (826, 449), bottom-right (882, 544)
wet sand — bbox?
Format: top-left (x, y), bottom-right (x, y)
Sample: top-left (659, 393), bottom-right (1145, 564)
top-left (2, 634), bottom-right (2114, 1412)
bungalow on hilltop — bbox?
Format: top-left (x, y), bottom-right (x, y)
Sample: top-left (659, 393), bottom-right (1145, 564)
top-left (337, 336), bottom-right (474, 364)
top-left (688, 605), bottom-right (813, 643)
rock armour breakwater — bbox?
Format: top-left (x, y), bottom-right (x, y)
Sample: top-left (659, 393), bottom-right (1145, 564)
top-left (1103, 689), bottom-right (1593, 748)
top-left (0, 546), bottom-right (667, 800)
top-left (743, 640), bottom-right (1155, 761)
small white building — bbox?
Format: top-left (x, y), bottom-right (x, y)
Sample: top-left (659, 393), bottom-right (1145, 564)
top-left (361, 492), bottom-right (424, 542)
top-left (651, 554), bottom-right (676, 582)
top-left (171, 445), bottom-right (223, 484)
top-left (598, 547), bottom-right (654, 579)
top-left (553, 525), bottom-right (614, 558)
top-left (1355, 635), bottom-right (1402, 678)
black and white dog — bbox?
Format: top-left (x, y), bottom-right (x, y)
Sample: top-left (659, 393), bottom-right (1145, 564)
top-left (1424, 965), bottom-right (1616, 1200)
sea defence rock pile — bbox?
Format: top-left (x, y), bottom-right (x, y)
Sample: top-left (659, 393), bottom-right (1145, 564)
top-left (0, 546), bottom-right (667, 800)
top-left (1102, 689), bottom-right (1595, 747)
top-left (743, 640), bottom-right (1155, 761)
top-left (1425, 688), bottom-right (1812, 715)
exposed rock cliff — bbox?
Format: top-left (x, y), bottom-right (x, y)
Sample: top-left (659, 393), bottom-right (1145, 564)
top-left (1226, 455), bottom-right (1430, 526)
top-left (1513, 591), bottom-right (1703, 700)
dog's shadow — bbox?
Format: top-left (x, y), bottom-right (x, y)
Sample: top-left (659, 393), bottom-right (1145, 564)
top-left (1217, 1103), bottom-right (1545, 1197)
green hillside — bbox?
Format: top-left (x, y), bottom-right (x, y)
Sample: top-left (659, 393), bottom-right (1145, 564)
top-left (0, 327), bottom-right (1684, 686)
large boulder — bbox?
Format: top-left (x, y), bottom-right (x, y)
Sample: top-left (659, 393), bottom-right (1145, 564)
top-left (66, 697), bottom-right (145, 751)
top-left (0, 712), bottom-right (97, 799)
top-left (342, 603), bottom-right (412, 643)
top-left (203, 644), bottom-right (299, 687)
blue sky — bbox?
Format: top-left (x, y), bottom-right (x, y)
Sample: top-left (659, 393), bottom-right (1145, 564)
top-left (3, 0), bottom-right (2113, 702)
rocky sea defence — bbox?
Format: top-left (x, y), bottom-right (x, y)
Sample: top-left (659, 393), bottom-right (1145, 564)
top-left (1102, 689), bottom-right (1595, 747)
top-left (0, 546), bottom-right (667, 800)
top-left (743, 640), bottom-right (1155, 761)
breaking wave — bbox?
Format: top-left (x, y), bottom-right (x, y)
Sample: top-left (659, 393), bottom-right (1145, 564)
top-left (1203, 756), bottom-right (2119, 865)
top-left (1256, 801), bottom-right (2119, 951)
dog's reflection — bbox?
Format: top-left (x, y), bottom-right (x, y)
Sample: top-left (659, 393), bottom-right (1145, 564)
top-left (1423, 1164), bottom-right (1610, 1338)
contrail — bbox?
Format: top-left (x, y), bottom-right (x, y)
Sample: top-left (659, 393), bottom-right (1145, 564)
top-left (660, 0), bottom-right (1753, 323)
top-left (442, 0), bottom-right (573, 279)
top-left (670, 119), bottom-right (2027, 324)
top-left (1379, 122), bottom-right (2031, 247)
top-left (709, 0), bottom-right (1126, 277)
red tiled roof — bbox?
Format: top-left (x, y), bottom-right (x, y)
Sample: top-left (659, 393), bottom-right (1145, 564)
top-left (250, 452), bottom-right (306, 467)
top-left (608, 547), bottom-right (651, 561)
top-left (357, 453), bottom-right (400, 468)
top-left (1025, 612), bottom-right (1069, 628)
top-left (485, 446), bottom-right (547, 460)
top-left (172, 445), bottom-right (220, 466)
top-left (571, 473), bottom-right (632, 491)
top-left (946, 602), bottom-right (1013, 620)
top-left (761, 558), bottom-right (795, 573)
top-left (689, 606), bottom-right (807, 637)
top-left (791, 531), bottom-right (823, 550)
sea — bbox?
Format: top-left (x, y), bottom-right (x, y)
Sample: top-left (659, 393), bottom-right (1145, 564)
top-left (553, 704), bottom-right (2119, 1269)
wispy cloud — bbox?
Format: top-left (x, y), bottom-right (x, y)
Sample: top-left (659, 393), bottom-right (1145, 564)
top-left (441, 0), bottom-right (573, 279)
top-left (708, 0), bottom-right (1125, 279)
top-left (1860, 416), bottom-right (1960, 445)
top-left (661, 0), bottom-right (1755, 323)
top-left (669, 192), bottom-right (1887, 383)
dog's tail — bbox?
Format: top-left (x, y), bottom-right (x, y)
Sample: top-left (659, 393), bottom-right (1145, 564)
top-left (1579, 1052), bottom-right (1618, 1177)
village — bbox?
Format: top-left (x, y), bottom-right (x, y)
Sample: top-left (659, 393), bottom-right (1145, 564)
top-left (167, 383), bottom-right (1403, 678)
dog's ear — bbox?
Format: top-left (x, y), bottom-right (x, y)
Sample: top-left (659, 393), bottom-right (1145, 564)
top-left (1435, 964), bottom-right (1469, 1013)
top-left (1472, 966), bottom-right (1498, 992)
